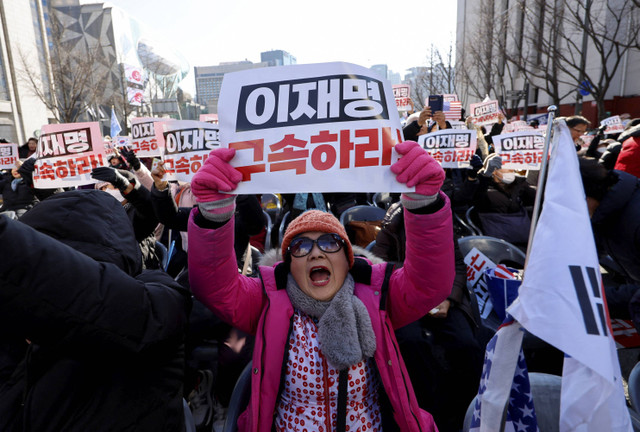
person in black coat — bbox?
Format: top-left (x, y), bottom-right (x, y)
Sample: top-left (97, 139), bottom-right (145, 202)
top-left (91, 166), bottom-right (161, 269)
top-left (578, 157), bottom-right (640, 328)
top-left (372, 202), bottom-right (483, 432)
top-left (0, 189), bottom-right (191, 432)
top-left (0, 163), bottom-right (37, 217)
top-left (147, 162), bottom-right (264, 266)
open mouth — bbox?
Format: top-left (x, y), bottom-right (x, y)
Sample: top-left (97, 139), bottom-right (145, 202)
top-left (309, 266), bottom-right (331, 286)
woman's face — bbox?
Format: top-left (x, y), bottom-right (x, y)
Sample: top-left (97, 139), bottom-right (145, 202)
top-left (289, 231), bottom-right (349, 301)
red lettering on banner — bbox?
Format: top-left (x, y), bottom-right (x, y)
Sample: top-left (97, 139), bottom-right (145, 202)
top-left (339, 130), bottom-right (354, 169)
top-left (229, 139), bottom-right (266, 181)
top-left (34, 154), bottom-right (103, 181)
top-left (354, 129), bottom-right (378, 168)
top-left (310, 130), bottom-right (338, 171)
top-left (268, 134), bottom-right (309, 175)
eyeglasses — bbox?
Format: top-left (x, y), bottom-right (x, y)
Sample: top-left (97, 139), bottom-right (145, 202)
top-left (571, 127), bottom-right (588, 135)
top-left (288, 233), bottom-right (344, 258)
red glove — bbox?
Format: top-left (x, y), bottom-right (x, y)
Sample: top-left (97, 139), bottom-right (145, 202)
top-left (391, 141), bottom-right (445, 196)
top-left (191, 148), bottom-right (242, 221)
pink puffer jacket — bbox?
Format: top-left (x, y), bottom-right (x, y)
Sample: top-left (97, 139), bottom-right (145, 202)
top-left (188, 193), bottom-right (454, 432)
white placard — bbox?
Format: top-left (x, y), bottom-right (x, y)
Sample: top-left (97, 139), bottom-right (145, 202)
top-left (130, 117), bottom-right (163, 157)
top-left (417, 129), bottom-right (477, 168)
top-left (155, 120), bottom-right (221, 182)
top-left (33, 122), bottom-right (105, 188)
top-left (0, 143), bottom-right (19, 169)
top-left (493, 130), bottom-right (545, 170)
top-left (218, 62), bottom-right (409, 194)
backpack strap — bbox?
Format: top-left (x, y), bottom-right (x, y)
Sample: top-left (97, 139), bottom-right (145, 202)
top-left (379, 262), bottom-right (395, 311)
top-left (337, 368), bottom-right (349, 432)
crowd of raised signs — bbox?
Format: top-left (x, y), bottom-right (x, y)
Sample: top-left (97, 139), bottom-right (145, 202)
top-left (1, 93), bottom-right (640, 432)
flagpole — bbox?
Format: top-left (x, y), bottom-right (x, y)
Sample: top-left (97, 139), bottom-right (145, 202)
top-left (524, 105), bottom-right (557, 266)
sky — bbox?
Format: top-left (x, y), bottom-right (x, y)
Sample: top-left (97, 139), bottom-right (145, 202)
top-left (94, 0), bottom-right (458, 96)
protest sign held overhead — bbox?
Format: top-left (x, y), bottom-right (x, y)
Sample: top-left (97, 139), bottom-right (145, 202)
top-left (33, 122), bottom-right (105, 188)
top-left (469, 100), bottom-right (500, 126)
top-left (600, 115), bottom-right (625, 134)
top-left (417, 128), bottom-right (477, 168)
top-left (130, 117), bottom-right (163, 157)
top-left (154, 120), bottom-right (221, 181)
top-left (392, 85), bottom-right (411, 112)
top-left (0, 143), bottom-right (19, 169)
top-left (218, 62), bottom-right (409, 194)
top-left (493, 130), bottom-right (545, 170)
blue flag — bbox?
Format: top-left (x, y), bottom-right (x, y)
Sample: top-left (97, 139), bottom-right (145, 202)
top-left (110, 107), bottom-right (122, 138)
top-left (469, 318), bottom-right (539, 432)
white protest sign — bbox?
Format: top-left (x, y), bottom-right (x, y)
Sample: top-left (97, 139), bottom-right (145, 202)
top-left (417, 129), bottom-right (477, 168)
top-left (0, 143), bottom-right (19, 169)
top-left (392, 85), bottom-right (412, 112)
top-left (199, 113), bottom-right (219, 124)
top-left (469, 100), bottom-right (501, 126)
top-left (131, 117), bottom-right (163, 157)
top-left (600, 115), bottom-right (625, 134)
top-left (218, 62), bottom-right (409, 194)
top-left (33, 122), bottom-right (105, 188)
top-left (464, 247), bottom-right (495, 319)
top-left (155, 120), bottom-right (221, 182)
top-left (449, 121), bottom-right (466, 130)
top-left (493, 130), bottom-right (545, 170)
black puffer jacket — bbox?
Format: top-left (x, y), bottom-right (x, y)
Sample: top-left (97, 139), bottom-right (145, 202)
top-left (0, 171), bottom-right (37, 212)
top-left (592, 171), bottom-right (640, 283)
top-left (372, 202), bottom-right (477, 326)
top-left (0, 190), bottom-right (191, 432)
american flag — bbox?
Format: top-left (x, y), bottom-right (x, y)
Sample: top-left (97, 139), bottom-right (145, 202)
top-left (444, 101), bottom-right (463, 121)
top-left (469, 318), bottom-right (539, 432)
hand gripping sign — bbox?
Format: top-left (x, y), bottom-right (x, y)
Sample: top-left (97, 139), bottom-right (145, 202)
top-left (493, 130), bottom-right (545, 170)
top-left (131, 117), bottom-right (164, 157)
top-left (33, 122), bottom-right (105, 188)
top-left (218, 62), bottom-right (409, 194)
top-left (0, 143), bottom-right (19, 169)
top-left (155, 120), bottom-right (221, 182)
top-left (417, 129), bottom-right (477, 168)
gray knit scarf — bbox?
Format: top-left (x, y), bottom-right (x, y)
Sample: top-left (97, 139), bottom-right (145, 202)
top-left (285, 273), bottom-right (376, 371)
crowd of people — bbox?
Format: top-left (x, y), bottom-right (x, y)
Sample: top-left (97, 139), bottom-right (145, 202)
top-left (1, 104), bottom-right (639, 432)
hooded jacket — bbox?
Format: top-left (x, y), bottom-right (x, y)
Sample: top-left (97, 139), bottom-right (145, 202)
top-left (188, 195), bottom-right (454, 432)
top-left (0, 190), bottom-right (190, 432)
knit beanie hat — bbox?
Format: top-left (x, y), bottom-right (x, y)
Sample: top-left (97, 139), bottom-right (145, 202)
top-left (281, 210), bottom-right (354, 268)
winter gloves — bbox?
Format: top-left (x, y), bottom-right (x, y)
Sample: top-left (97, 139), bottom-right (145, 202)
top-left (91, 167), bottom-right (134, 192)
top-left (479, 154), bottom-right (502, 178)
top-left (467, 154), bottom-right (483, 179)
top-left (120, 148), bottom-right (141, 171)
top-left (391, 141), bottom-right (445, 209)
top-left (191, 148), bottom-right (242, 222)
